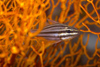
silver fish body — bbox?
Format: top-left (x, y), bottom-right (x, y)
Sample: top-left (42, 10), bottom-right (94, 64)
top-left (31, 24), bottom-right (80, 41)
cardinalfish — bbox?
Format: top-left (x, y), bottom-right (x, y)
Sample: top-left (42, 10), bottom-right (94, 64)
top-left (31, 19), bottom-right (80, 43)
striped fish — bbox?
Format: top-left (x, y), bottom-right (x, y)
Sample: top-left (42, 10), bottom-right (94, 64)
top-left (31, 20), bottom-right (80, 41)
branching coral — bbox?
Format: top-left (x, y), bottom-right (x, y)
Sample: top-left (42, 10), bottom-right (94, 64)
top-left (0, 0), bottom-right (100, 67)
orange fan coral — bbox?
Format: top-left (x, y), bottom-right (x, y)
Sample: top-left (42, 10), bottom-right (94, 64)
top-left (0, 0), bottom-right (100, 67)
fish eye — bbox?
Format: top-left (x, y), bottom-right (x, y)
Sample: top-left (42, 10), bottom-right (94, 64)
top-left (67, 30), bottom-right (71, 33)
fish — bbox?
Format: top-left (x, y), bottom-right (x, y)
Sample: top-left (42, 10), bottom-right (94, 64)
top-left (31, 19), bottom-right (80, 41)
